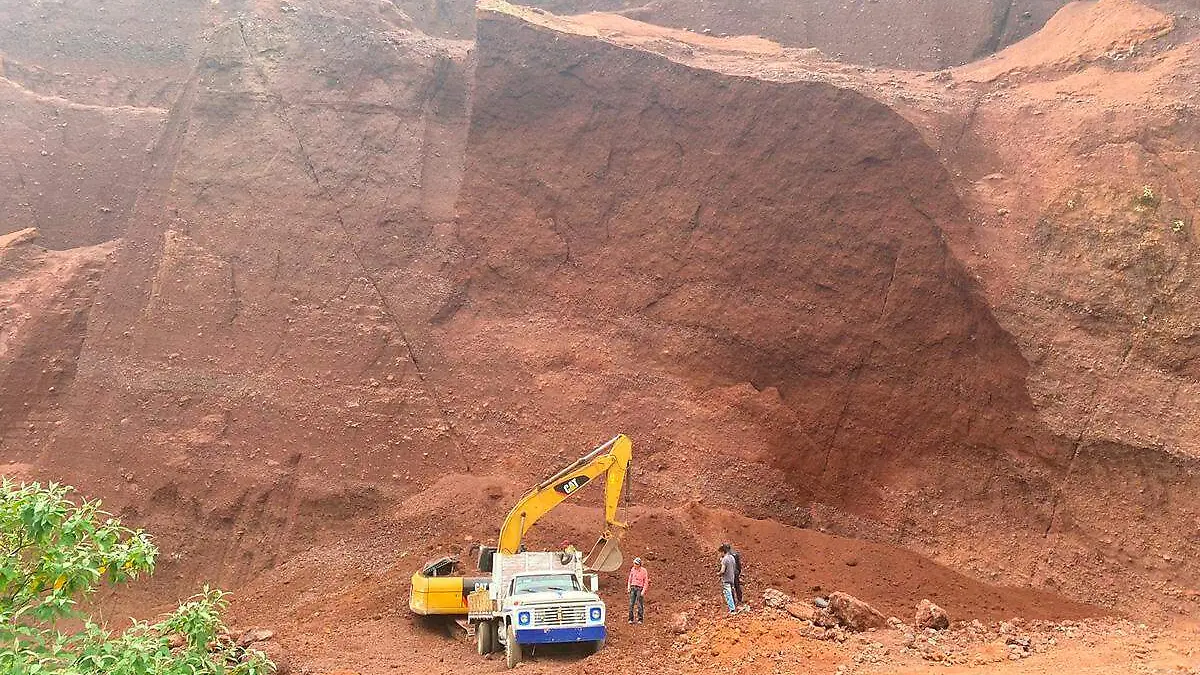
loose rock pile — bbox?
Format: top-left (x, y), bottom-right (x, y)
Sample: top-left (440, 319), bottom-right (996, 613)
top-left (762, 588), bottom-right (791, 609)
top-left (677, 589), bottom-right (1167, 674)
top-left (763, 588), bottom-right (890, 632)
top-left (761, 588), bottom-right (890, 639)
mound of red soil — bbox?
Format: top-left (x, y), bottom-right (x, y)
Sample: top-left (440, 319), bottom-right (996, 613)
top-left (224, 494), bottom-right (1101, 674)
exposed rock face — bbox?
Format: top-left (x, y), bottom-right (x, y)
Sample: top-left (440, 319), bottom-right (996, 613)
top-left (460, 7), bottom-right (1065, 598)
top-left (457, 4), bottom-right (1200, 616)
top-left (0, 234), bottom-right (115, 461)
top-left (0, 75), bottom-right (165, 249)
top-left (1, 0), bottom-right (1197, 645)
top-left (4, 0), bottom-right (477, 593)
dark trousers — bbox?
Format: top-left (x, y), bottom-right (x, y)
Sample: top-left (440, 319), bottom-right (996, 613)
top-left (628, 586), bottom-right (644, 622)
top-left (734, 573), bottom-right (743, 604)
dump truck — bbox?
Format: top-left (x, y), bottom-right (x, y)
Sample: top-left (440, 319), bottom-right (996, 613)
top-left (469, 550), bottom-right (605, 667)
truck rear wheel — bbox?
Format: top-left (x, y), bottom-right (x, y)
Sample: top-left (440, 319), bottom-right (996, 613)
top-left (505, 623), bottom-right (522, 668)
top-left (476, 620), bottom-right (493, 655)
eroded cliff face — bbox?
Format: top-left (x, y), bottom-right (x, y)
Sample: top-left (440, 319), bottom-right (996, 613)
top-left (444, 7), bottom-right (1200, 613)
top-left (1, 0), bottom-right (1196, 623)
top-left (0, 75), bottom-right (166, 249)
top-left (3, 0), bottom-right (477, 594)
top-left (450, 10), bottom-right (1066, 586)
top-left (930, 0), bottom-right (1200, 609)
top-left (0, 231), bottom-right (114, 464)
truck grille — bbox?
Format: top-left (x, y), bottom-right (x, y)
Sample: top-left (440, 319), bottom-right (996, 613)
top-left (533, 605), bottom-right (588, 626)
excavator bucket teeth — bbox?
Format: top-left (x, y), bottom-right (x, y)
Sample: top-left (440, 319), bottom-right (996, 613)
top-left (583, 536), bottom-right (623, 572)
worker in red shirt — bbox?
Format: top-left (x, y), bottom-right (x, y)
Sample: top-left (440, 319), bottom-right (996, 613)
top-left (626, 557), bottom-right (648, 624)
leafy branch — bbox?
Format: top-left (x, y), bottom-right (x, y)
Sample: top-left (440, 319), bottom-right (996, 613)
top-left (0, 480), bottom-right (274, 675)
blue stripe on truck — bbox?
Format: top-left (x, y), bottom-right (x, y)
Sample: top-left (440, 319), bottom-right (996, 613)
top-left (514, 625), bottom-right (606, 644)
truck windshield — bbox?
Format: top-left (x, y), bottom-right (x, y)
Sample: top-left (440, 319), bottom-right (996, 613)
top-left (511, 574), bottom-right (580, 595)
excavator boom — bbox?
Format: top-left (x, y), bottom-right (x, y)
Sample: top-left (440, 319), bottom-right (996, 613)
top-left (496, 434), bottom-right (632, 570)
top-left (410, 434), bottom-right (633, 615)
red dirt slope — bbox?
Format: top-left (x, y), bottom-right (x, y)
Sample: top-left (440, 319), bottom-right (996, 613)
top-left (226, 495), bottom-right (1100, 675)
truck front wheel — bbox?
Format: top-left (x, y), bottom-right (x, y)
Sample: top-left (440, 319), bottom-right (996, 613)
top-left (590, 638), bottom-right (605, 654)
top-left (476, 620), bottom-right (493, 655)
top-left (505, 623), bottom-right (522, 668)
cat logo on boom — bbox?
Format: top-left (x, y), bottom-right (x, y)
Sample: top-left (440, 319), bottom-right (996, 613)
top-left (554, 475), bottom-right (590, 495)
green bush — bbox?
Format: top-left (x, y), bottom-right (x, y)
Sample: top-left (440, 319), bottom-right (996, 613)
top-left (1, 480), bottom-right (274, 675)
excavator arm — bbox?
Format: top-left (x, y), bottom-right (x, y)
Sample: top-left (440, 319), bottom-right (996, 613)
top-left (411, 434), bottom-right (633, 615)
top-left (495, 434), bottom-right (632, 571)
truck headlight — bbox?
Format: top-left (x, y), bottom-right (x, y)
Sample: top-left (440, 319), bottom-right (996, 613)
top-left (517, 611), bottom-right (531, 626)
top-left (589, 606), bottom-right (602, 622)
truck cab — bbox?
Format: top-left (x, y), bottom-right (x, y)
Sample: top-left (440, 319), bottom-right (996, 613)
top-left (470, 550), bottom-right (606, 668)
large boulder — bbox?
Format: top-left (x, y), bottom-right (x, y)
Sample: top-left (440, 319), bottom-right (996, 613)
top-left (828, 592), bottom-right (886, 631)
top-left (914, 599), bottom-right (950, 630)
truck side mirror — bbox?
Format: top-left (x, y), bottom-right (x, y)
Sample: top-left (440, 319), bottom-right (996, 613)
top-left (585, 574), bottom-right (599, 592)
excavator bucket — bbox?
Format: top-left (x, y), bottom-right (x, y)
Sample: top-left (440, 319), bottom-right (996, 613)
top-left (583, 535), bottom-right (623, 572)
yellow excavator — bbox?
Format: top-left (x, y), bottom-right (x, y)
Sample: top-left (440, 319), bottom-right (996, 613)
top-left (409, 434), bottom-right (632, 616)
